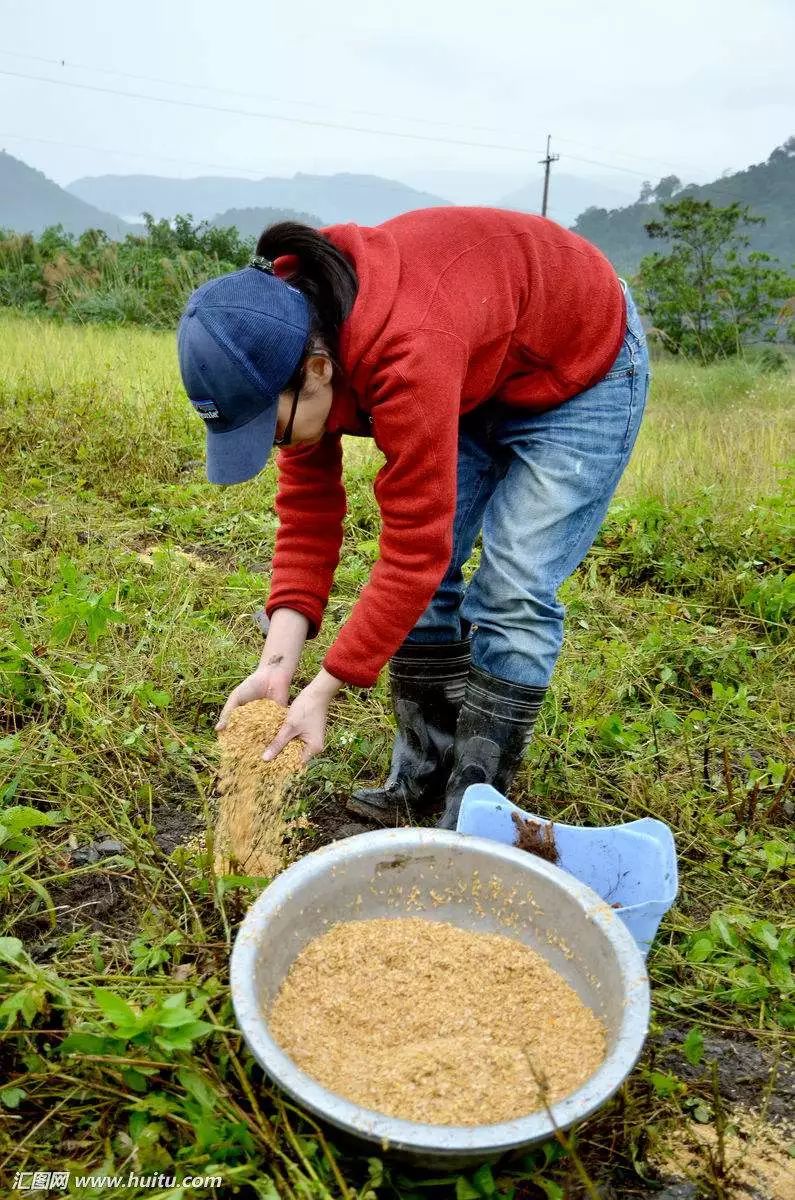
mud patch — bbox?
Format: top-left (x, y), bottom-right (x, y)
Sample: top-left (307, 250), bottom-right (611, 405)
top-left (658, 1028), bottom-right (795, 1120)
top-left (149, 801), bottom-right (202, 854)
top-left (50, 869), bottom-right (138, 938)
top-left (301, 795), bottom-right (377, 850)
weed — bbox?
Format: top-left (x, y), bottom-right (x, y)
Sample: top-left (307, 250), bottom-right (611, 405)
top-left (685, 910), bottom-right (794, 1027)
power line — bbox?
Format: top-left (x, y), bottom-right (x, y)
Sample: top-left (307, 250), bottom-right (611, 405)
top-left (0, 47), bottom-right (729, 183)
top-left (0, 60), bottom-right (770, 211)
top-left (0, 67), bottom-right (544, 157)
top-left (0, 47), bottom-right (551, 143)
top-left (552, 134), bottom-right (719, 178)
top-left (0, 130), bottom-right (276, 180)
top-left (556, 152), bottom-right (656, 179)
top-left (555, 153), bottom-right (768, 209)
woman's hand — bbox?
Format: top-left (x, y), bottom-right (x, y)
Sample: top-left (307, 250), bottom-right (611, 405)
top-left (215, 608), bottom-right (310, 732)
top-left (263, 669), bottom-right (343, 764)
top-left (215, 663), bottom-right (293, 731)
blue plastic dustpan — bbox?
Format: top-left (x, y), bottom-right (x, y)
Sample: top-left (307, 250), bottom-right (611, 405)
top-left (457, 784), bottom-right (678, 956)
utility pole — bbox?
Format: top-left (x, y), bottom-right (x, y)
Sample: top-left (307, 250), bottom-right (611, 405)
top-left (539, 134), bottom-right (560, 218)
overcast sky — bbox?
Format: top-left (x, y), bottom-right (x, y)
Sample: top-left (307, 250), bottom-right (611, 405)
top-left (1, 0), bottom-right (793, 199)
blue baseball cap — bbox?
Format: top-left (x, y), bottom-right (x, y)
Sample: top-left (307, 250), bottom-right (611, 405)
top-left (177, 265), bottom-right (312, 484)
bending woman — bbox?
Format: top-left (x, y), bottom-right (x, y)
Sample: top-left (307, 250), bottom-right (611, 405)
top-left (177, 207), bottom-right (649, 830)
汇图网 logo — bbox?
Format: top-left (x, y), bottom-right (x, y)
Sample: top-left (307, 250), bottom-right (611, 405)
top-left (12, 1170), bottom-right (224, 1192)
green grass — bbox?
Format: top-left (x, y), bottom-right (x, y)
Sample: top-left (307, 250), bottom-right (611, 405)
top-left (0, 217), bottom-right (252, 328)
top-left (1, 312), bottom-right (793, 1198)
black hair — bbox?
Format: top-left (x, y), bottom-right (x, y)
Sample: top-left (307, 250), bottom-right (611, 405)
top-left (255, 222), bottom-right (359, 391)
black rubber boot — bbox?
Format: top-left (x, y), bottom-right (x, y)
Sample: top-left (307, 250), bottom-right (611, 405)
top-left (437, 665), bottom-right (547, 831)
top-left (346, 639), bottom-right (471, 824)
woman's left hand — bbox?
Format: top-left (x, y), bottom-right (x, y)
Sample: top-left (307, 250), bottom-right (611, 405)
top-left (263, 669), bottom-right (343, 764)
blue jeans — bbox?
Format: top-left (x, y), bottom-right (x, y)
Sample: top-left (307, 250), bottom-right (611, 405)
top-left (406, 285), bottom-right (650, 686)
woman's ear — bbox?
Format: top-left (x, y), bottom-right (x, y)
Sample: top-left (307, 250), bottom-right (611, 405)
top-left (304, 353), bottom-right (333, 391)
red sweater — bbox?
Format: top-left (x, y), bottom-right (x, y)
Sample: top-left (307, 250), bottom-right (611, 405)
top-left (265, 207), bottom-right (625, 687)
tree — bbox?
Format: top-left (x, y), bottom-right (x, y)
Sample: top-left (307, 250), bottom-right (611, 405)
top-left (637, 175), bottom-right (682, 205)
top-left (654, 175), bottom-right (682, 201)
top-left (635, 198), bottom-right (795, 362)
top-left (768, 135), bottom-right (795, 163)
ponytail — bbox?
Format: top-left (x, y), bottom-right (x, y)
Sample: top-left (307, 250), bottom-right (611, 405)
top-left (255, 222), bottom-right (358, 371)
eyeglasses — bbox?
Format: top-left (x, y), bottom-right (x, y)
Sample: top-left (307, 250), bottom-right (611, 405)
top-left (272, 351), bottom-right (332, 448)
top-left (273, 383), bottom-right (301, 448)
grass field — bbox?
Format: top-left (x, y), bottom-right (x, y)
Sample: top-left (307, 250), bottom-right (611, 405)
top-left (1, 312), bottom-right (793, 1199)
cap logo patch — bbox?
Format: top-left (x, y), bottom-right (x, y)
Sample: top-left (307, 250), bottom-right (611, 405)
top-left (192, 399), bottom-right (221, 421)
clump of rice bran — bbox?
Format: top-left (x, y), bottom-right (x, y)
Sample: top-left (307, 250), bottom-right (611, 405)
top-left (215, 698), bottom-right (304, 877)
top-left (269, 916), bottom-right (606, 1126)
top-left (653, 1108), bottom-right (795, 1198)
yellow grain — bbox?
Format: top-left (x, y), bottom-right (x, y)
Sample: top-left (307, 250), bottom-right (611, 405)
top-left (215, 698), bottom-right (304, 877)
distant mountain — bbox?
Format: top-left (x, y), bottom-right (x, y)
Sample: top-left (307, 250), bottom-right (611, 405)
top-left (499, 173), bottom-right (638, 229)
top-left (208, 206), bottom-right (323, 239)
top-left (67, 171), bottom-right (450, 226)
top-left (402, 168), bottom-right (528, 206)
top-left (572, 138), bottom-right (795, 275)
top-left (0, 151), bottom-right (136, 238)
top-left (400, 170), bottom-right (640, 221)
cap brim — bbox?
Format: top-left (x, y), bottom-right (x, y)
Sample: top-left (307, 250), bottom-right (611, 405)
top-left (205, 404), bottom-right (279, 485)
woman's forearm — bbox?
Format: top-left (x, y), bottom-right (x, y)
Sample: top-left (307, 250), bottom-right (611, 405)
top-left (259, 607), bottom-right (310, 676)
top-left (306, 667), bottom-right (345, 700)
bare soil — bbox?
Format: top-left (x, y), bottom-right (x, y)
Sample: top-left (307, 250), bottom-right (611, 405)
top-left (302, 793), bottom-right (377, 848)
top-left (149, 800), bottom-right (202, 853)
top-left (658, 1028), bottom-right (795, 1121)
top-left (48, 868), bottom-right (138, 939)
